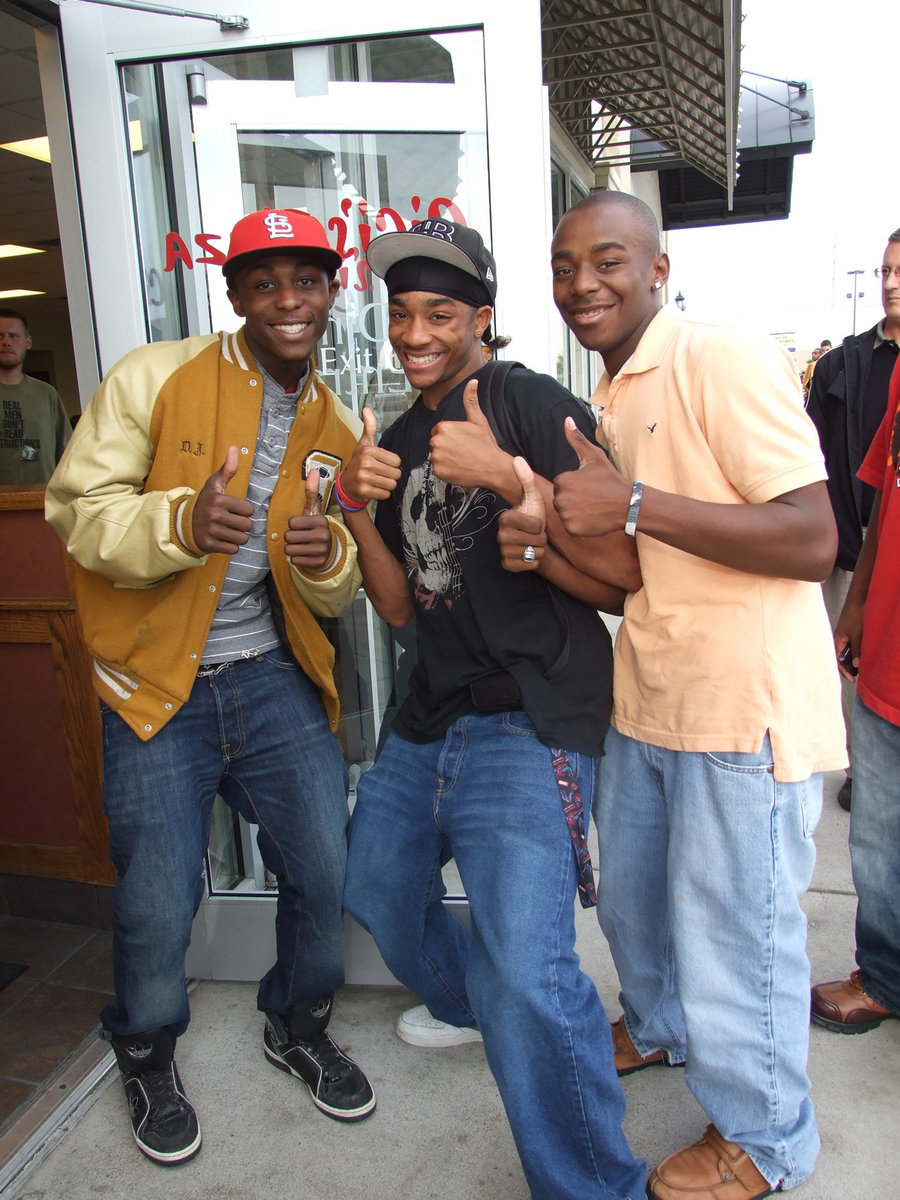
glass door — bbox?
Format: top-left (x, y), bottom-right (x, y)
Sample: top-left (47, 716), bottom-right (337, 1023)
top-left (118, 30), bottom-right (492, 978)
top-left (48, 0), bottom-right (555, 978)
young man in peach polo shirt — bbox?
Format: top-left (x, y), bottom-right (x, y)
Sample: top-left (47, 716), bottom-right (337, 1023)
top-left (550, 192), bottom-right (846, 1200)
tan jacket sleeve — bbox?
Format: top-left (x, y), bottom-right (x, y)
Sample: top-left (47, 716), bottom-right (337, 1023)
top-left (44, 344), bottom-right (209, 588)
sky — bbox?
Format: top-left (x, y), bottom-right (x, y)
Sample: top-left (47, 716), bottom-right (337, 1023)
top-left (667, 0), bottom-right (898, 359)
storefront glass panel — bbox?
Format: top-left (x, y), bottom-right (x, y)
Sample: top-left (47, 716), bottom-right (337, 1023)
top-left (550, 158), bottom-right (596, 401)
top-left (122, 62), bottom-right (188, 343)
top-left (120, 29), bottom-right (489, 902)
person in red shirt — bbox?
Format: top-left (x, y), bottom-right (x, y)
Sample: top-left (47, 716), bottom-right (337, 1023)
top-left (811, 354), bottom-right (900, 1033)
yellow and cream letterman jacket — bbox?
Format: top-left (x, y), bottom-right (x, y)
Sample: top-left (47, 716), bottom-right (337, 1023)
top-left (45, 329), bottom-right (363, 741)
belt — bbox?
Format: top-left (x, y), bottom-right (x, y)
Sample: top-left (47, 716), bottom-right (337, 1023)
top-left (196, 661), bottom-right (234, 678)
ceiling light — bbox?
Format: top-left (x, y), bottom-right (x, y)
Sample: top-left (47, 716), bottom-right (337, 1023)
top-left (0, 244), bottom-right (45, 259)
top-left (0, 136), bottom-right (51, 163)
top-left (0, 289), bottom-right (44, 299)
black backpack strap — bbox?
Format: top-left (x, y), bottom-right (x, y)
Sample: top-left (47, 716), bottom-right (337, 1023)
top-left (479, 359), bottom-right (525, 455)
top-left (478, 359), bottom-right (571, 681)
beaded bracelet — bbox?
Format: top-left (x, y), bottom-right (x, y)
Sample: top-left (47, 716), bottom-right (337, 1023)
top-left (333, 471), bottom-right (367, 513)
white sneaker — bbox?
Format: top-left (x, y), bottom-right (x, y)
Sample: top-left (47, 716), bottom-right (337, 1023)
top-left (395, 1005), bottom-right (483, 1048)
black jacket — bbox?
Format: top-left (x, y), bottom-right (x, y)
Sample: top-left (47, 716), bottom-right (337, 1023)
top-left (806, 326), bottom-right (883, 571)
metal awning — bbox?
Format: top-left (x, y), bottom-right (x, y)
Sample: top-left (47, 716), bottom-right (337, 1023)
top-left (541, 0), bottom-right (741, 196)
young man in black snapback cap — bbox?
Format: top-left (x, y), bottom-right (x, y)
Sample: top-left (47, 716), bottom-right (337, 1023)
top-left (46, 208), bottom-right (375, 1167)
top-left (339, 219), bottom-right (645, 1200)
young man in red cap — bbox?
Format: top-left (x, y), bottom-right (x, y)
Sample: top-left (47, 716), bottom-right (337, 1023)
top-left (45, 208), bottom-right (374, 1166)
top-left (339, 219), bottom-right (646, 1200)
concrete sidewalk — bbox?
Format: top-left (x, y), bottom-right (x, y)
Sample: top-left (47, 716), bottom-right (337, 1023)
top-left (6, 769), bottom-right (898, 1199)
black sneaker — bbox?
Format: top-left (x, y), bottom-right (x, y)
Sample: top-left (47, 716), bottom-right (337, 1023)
top-left (109, 1028), bottom-right (201, 1165)
top-left (264, 1010), bottom-right (376, 1122)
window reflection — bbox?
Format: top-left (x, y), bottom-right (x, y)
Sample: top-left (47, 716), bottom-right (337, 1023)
top-left (233, 126), bottom-right (487, 415)
top-left (125, 29), bottom-right (490, 900)
top-left (550, 159), bottom-right (596, 399)
top-left (122, 63), bottom-right (188, 342)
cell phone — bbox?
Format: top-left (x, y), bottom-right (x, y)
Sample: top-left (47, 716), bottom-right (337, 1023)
top-left (838, 645), bottom-right (858, 677)
top-left (304, 450), bottom-right (340, 509)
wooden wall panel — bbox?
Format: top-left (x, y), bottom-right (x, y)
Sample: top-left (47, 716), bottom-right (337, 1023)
top-left (0, 487), bottom-right (113, 885)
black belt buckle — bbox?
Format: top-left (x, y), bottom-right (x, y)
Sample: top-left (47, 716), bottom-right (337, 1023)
top-left (469, 671), bottom-right (521, 713)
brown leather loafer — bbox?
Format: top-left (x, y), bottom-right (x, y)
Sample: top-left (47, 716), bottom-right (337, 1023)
top-left (647, 1125), bottom-right (775, 1200)
top-left (811, 970), bottom-right (897, 1033)
top-left (610, 1015), bottom-right (680, 1077)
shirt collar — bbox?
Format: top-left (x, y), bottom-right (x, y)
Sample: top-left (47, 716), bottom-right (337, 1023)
top-left (590, 305), bottom-right (678, 407)
top-left (874, 320), bottom-right (899, 350)
top-left (256, 361), bottom-right (313, 410)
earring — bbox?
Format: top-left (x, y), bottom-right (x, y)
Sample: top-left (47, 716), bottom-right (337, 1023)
top-left (654, 281), bottom-right (663, 290)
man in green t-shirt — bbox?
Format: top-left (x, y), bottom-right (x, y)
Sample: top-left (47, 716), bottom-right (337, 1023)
top-left (0, 307), bottom-right (71, 485)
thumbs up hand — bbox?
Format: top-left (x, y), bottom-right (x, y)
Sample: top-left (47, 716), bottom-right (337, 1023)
top-left (460, 377), bottom-right (492, 431)
top-left (191, 445), bottom-right (254, 554)
top-left (553, 417), bottom-right (632, 537)
top-left (514, 455), bottom-right (544, 521)
top-left (340, 406), bottom-right (402, 503)
top-left (286, 467), bottom-right (334, 571)
top-left (430, 378), bottom-right (508, 490)
top-left (498, 456), bottom-right (548, 572)
top-left (302, 467), bottom-right (322, 516)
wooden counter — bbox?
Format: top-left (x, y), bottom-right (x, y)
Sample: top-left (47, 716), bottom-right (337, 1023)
top-left (0, 487), bottom-right (113, 885)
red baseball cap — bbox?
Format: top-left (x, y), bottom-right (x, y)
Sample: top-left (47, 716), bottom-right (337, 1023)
top-left (222, 208), bottom-right (342, 279)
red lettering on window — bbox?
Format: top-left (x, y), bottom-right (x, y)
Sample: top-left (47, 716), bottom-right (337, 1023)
top-left (374, 206), bottom-right (406, 233)
top-left (194, 233), bottom-right (226, 265)
top-left (163, 194), bottom-right (467, 281)
top-left (427, 198), bottom-right (466, 224)
top-left (164, 233), bottom-right (193, 272)
top-left (328, 215), bottom-right (358, 263)
top-left (354, 259), bottom-right (370, 292)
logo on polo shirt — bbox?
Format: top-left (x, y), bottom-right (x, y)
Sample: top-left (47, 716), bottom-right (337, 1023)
top-left (264, 212), bottom-right (295, 240)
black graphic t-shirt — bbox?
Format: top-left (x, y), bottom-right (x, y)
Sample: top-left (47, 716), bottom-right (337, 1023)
top-left (376, 362), bottom-right (614, 756)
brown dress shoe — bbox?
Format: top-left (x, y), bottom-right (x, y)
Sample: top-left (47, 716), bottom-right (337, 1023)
top-left (610, 1015), bottom-right (675, 1077)
top-left (647, 1125), bottom-right (774, 1200)
top-left (811, 969), bottom-right (897, 1033)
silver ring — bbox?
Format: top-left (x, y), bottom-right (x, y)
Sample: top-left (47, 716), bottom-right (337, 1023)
top-left (522, 545), bottom-right (536, 563)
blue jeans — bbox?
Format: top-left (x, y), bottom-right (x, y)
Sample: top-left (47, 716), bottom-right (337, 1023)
top-left (850, 695), bottom-right (900, 1012)
top-left (595, 727), bottom-right (822, 1190)
top-left (100, 651), bottom-right (349, 1037)
top-left (344, 712), bottom-right (645, 1200)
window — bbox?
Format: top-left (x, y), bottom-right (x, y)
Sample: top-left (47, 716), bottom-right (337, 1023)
top-left (550, 158), bottom-right (597, 401)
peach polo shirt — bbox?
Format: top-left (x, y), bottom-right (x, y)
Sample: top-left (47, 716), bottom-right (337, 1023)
top-left (593, 307), bottom-right (846, 783)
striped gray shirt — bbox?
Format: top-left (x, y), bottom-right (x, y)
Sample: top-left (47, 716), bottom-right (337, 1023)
top-left (201, 364), bottom-right (308, 665)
